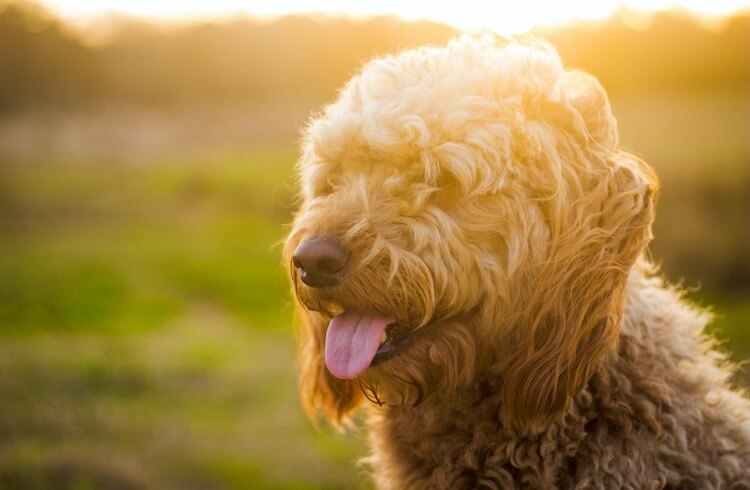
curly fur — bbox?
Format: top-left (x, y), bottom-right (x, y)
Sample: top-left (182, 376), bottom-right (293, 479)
top-left (283, 37), bottom-right (750, 488)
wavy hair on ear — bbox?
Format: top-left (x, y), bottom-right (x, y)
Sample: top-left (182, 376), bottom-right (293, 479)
top-left (296, 305), bottom-right (363, 427)
top-left (502, 70), bottom-right (659, 431)
top-left (503, 148), bottom-right (658, 432)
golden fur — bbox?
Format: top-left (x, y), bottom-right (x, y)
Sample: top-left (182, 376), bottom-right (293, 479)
top-left (284, 37), bottom-right (750, 488)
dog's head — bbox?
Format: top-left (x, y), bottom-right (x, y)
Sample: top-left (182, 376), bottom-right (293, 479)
top-left (284, 37), bottom-right (657, 431)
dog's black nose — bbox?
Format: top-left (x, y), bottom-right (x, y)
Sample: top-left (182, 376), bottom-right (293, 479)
top-left (293, 238), bottom-right (349, 287)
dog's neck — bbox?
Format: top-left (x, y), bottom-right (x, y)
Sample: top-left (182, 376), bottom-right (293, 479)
top-left (365, 368), bottom-right (580, 488)
top-left (362, 267), bottom-right (686, 488)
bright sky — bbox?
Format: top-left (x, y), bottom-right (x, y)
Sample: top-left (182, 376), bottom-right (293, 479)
top-left (41, 0), bottom-right (750, 34)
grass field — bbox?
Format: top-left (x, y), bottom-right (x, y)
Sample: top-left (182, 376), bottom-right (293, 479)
top-left (0, 92), bottom-right (748, 489)
top-left (0, 148), bottom-right (369, 489)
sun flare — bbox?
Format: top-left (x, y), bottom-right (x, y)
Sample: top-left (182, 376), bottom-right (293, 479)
top-left (39, 0), bottom-right (750, 34)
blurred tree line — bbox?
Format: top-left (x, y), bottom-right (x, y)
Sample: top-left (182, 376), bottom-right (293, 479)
top-left (1, 0), bottom-right (749, 112)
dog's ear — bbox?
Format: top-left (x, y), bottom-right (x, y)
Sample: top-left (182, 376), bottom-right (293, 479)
top-left (297, 304), bottom-right (363, 427)
top-left (502, 148), bottom-right (658, 432)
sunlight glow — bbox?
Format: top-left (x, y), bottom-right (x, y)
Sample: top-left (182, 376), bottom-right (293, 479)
top-left (40, 0), bottom-right (750, 34)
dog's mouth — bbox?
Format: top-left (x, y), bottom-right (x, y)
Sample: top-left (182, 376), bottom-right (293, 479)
top-left (324, 311), bottom-right (413, 379)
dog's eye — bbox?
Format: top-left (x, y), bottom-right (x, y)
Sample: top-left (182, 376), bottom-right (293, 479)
top-left (306, 170), bottom-right (335, 197)
top-left (315, 182), bottom-right (334, 197)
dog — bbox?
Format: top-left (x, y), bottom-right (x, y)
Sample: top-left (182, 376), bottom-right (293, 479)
top-left (283, 37), bottom-right (750, 488)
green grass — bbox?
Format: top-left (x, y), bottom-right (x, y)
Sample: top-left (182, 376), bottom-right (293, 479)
top-left (0, 311), bottom-right (368, 489)
top-left (0, 148), bottom-right (297, 333)
top-left (0, 147), bottom-right (370, 489)
top-left (0, 92), bottom-right (748, 488)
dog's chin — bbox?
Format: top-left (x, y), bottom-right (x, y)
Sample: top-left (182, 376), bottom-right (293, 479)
top-left (358, 364), bottom-right (427, 408)
top-left (308, 301), bottom-right (432, 405)
top-left (306, 290), bottom-right (478, 397)
top-left (361, 317), bottom-right (480, 409)
top-left (352, 323), bottom-right (444, 408)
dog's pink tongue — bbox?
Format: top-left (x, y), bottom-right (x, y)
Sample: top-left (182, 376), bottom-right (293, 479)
top-left (325, 312), bottom-right (394, 379)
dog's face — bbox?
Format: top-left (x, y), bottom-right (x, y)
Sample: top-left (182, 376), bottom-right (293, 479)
top-left (284, 38), bottom-right (657, 430)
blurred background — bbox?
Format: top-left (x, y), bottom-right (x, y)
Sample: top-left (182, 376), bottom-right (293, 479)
top-left (0, 0), bottom-right (748, 488)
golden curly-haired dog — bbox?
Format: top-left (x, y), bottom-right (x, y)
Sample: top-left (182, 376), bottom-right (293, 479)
top-left (283, 37), bottom-right (750, 488)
